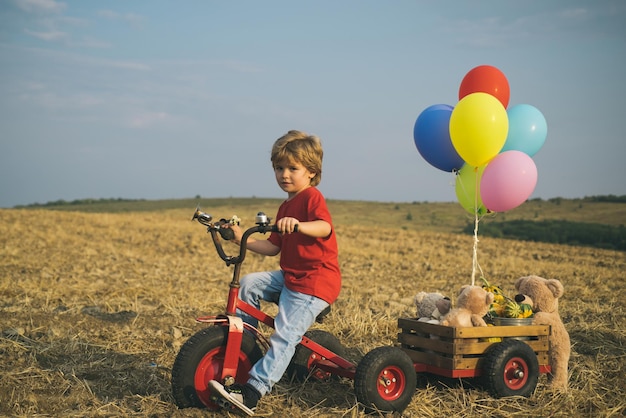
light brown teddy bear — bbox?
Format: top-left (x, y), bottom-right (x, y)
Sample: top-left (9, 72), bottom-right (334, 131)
top-left (515, 275), bottom-right (571, 390)
top-left (441, 285), bottom-right (494, 328)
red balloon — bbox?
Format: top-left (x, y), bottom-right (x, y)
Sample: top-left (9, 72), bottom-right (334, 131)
top-left (459, 65), bottom-right (510, 108)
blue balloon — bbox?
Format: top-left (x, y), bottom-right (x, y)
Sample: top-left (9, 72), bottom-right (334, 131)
top-left (501, 104), bottom-right (547, 157)
top-left (413, 104), bottom-right (464, 172)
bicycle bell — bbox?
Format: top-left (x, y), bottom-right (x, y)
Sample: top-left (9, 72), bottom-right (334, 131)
top-left (255, 212), bottom-right (269, 225)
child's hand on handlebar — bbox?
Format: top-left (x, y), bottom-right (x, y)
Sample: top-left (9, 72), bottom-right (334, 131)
top-left (222, 223), bottom-right (244, 244)
top-left (275, 217), bottom-right (300, 234)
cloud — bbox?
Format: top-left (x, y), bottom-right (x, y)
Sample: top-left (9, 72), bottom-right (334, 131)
top-left (67, 37), bottom-right (111, 49)
top-left (13, 2), bottom-right (117, 49)
top-left (442, 16), bottom-right (513, 48)
top-left (558, 7), bottom-right (588, 20)
top-left (97, 9), bottom-right (144, 26)
top-left (129, 111), bottom-right (170, 129)
top-left (17, 87), bottom-right (104, 110)
top-left (437, 4), bottom-right (624, 49)
top-left (106, 60), bottom-right (151, 71)
top-left (557, 4), bottom-right (626, 39)
top-left (24, 28), bottom-right (67, 41)
top-left (13, 0), bottom-right (66, 14)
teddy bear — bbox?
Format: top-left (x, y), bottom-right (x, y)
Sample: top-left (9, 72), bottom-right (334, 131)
top-left (441, 285), bottom-right (494, 328)
top-left (514, 275), bottom-right (571, 390)
top-left (413, 291), bottom-right (451, 324)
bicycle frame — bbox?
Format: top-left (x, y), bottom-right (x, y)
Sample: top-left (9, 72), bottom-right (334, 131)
top-left (192, 209), bottom-right (356, 382)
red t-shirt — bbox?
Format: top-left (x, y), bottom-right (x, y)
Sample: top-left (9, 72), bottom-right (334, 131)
top-left (267, 187), bottom-right (341, 304)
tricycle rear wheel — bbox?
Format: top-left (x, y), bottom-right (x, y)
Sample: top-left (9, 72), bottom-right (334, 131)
top-left (287, 329), bottom-right (346, 382)
top-left (354, 346), bottom-right (416, 414)
top-left (481, 338), bottom-right (539, 398)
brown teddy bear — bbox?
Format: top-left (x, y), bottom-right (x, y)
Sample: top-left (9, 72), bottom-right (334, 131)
top-left (441, 285), bottom-right (494, 328)
top-left (514, 275), bottom-right (571, 390)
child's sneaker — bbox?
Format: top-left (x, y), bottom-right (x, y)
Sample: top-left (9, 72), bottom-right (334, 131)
top-left (208, 380), bottom-right (260, 416)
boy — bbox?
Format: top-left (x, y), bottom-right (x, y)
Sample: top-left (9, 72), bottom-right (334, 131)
top-left (209, 130), bottom-right (341, 415)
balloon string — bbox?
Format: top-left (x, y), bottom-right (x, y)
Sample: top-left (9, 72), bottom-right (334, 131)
top-left (471, 167), bottom-right (484, 286)
top-left (471, 211), bottom-right (480, 286)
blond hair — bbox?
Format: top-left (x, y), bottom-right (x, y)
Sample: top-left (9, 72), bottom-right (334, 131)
top-left (271, 130), bottom-right (323, 186)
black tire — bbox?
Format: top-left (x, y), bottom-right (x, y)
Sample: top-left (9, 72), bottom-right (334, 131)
top-left (354, 346), bottom-right (416, 414)
top-left (481, 339), bottom-right (539, 398)
top-left (171, 325), bottom-right (263, 410)
top-left (286, 329), bottom-right (346, 382)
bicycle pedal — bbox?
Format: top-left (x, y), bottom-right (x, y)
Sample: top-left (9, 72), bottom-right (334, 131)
top-left (213, 396), bottom-right (231, 408)
top-left (209, 380), bottom-right (255, 416)
top-left (210, 393), bottom-right (226, 405)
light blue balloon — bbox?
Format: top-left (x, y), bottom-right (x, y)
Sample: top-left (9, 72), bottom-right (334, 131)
top-left (501, 104), bottom-right (547, 157)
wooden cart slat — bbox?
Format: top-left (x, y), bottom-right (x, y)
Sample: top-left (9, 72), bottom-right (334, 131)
top-left (398, 317), bottom-right (550, 339)
top-left (398, 332), bottom-right (549, 355)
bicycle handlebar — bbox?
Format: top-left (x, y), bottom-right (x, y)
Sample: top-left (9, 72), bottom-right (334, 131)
top-left (191, 208), bottom-right (297, 267)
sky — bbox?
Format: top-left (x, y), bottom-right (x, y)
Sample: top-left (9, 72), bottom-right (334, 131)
top-left (1, 0), bottom-right (625, 208)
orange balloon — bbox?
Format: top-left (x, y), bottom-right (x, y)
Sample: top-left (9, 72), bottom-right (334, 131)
top-left (459, 65), bottom-right (510, 108)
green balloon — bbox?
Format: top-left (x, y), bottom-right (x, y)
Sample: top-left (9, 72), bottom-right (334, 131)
top-left (455, 164), bottom-right (487, 215)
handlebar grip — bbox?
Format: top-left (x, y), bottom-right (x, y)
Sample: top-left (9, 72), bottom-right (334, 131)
top-left (218, 227), bottom-right (235, 241)
top-left (270, 224), bottom-right (299, 233)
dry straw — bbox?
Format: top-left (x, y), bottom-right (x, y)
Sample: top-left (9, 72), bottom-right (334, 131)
top-left (0, 207), bottom-right (624, 417)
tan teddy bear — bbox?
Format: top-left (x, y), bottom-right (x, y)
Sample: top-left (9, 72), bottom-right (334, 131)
top-left (515, 275), bottom-right (571, 390)
top-left (441, 285), bottom-right (494, 328)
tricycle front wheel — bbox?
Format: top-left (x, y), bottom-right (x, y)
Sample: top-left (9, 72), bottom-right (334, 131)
top-left (354, 346), bottom-right (416, 414)
top-left (481, 338), bottom-right (539, 398)
top-left (171, 325), bottom-right (263, 410)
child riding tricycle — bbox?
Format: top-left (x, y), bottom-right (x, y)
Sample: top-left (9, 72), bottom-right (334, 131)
top-left (171, 208), bottom-right (417, 415)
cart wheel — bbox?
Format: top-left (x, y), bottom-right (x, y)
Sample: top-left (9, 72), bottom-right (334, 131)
top-left (287, 329), bottom-right (346, 382)
top-left (354, 346), bottom-right (416, 414)
top-left (171, 326), bottom-right (263, 410)
top-left (481, 338), bottom-right (539, 398)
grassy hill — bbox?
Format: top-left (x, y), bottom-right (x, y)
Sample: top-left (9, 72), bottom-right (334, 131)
top-left (15, 196), bottom-right (626, 250)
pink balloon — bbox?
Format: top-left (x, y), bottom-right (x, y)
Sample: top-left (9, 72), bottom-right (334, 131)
top-left (480, 151), bottom-right (538, 212)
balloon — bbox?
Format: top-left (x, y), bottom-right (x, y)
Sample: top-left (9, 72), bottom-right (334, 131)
top-left (459, 65), bottom-right (510, 108)
top-left (480, 151), bottom-right (538, 212)
top-left (501, 104), bottom-right (548, 156)
top-left (413, 104), bottom-right (464, 172)
top-left (449, 92), bottom-right (509, 167)
top-left (455, 164), bottom-right (487, 215)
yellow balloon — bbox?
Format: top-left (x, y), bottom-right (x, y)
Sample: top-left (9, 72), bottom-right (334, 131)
top-left (455, 164), bottom-right (487, 215)
top-left (450, 92), bottom-right (509, 167)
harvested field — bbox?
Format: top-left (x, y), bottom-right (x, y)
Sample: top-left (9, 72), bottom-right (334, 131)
top-left (1, 206), bottom-right (624, 417)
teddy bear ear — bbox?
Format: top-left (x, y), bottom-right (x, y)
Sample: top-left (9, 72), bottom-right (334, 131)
top-left (546, 279), bottom-right (564, 298)
top-left (436, 298), bottom-right (451, 314)
top-left (514, 276), bottom-right (526, 290)
top-left (414, 292), bottom-right (427, 304)
top-left (485, 292), bottom-right (495, 304)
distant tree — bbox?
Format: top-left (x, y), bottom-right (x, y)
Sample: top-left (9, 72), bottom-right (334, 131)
top-left (465, 220), bottom-right (625, 251)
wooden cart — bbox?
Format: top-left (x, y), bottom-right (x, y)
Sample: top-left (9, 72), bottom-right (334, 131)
top-left (397, 318), bottom-right (551, 397)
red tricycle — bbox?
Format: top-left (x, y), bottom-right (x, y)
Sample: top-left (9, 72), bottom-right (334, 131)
top-left (171, 208), bottom-right (551, 414)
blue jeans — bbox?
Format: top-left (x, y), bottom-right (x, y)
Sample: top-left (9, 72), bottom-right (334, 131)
top-left (237, 270), bottom-right (329, 396)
